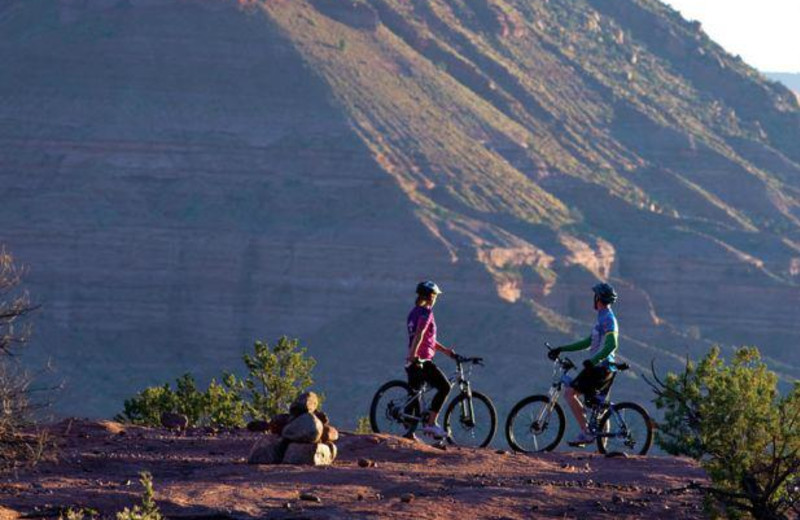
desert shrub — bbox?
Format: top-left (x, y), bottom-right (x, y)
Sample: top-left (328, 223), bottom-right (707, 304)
top-left (117, 472), bottom-right (163, 520)
top-left (119, 336), bottom-right (318, 427)
top-left (355, 415), bottom-right (371, 434)
top-left (0, 247), bottom-right (52, 471)
top-left (0, 247), bottom-right (37, 357)
top-left (61, 472), bottom-right (162, 520)
top-left (118, 384), bottom-right (178, 427)
top-left (204, 374), bottom-right (249, 429)
top-left (237, 336), bottom-right (317, 420)
top-left (119, 373), bottom-right (246, 429)
top-left (648, 346), bottom-right (799, 519)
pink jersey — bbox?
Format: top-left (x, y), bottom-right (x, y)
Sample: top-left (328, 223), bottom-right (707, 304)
top-left (407, 305), bottom-right (437, 360)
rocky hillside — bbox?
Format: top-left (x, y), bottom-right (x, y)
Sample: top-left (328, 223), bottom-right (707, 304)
top-left (1, 0), bottom-right (799, 423)
top-left (0, 420), bottom-right (708, 520)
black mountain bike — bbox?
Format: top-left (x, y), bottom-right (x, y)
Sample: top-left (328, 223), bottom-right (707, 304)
top-left (369, 354), bottom-right (497, 448)
top-left (505, 344), bottom-right (653, 455)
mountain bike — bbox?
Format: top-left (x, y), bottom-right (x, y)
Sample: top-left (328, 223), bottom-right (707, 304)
top-left (369, 354), bottom-right (497, 448)
top-left (505, 343), bottom-right (653, 455)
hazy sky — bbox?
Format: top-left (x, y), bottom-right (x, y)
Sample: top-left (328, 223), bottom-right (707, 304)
top-left (664, 0), bottom-right (800, 72)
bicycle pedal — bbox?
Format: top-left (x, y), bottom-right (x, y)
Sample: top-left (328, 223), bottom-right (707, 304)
top-left (567, 440), bottom-right (592, 447)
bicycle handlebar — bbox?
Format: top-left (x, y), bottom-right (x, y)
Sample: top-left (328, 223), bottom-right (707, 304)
top-left (454, 354), bottom-right (485, 366)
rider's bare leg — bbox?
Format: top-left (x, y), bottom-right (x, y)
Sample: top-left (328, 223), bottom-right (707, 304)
top-left (565, 386), bottom-right (588, 432)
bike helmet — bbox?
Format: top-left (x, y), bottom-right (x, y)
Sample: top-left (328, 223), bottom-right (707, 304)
top-left (416, 280), bottom-right (443, 297)
top-left (592, 282), bottom-right (617, 304)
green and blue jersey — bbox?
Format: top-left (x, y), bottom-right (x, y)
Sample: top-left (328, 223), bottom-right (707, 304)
top-left (560, 308), bottom-right (619, 369)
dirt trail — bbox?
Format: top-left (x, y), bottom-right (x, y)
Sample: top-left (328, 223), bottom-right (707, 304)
top-left (1, 420), bottom-right (707, 519)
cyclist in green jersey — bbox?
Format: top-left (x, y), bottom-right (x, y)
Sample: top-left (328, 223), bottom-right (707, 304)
top-left (548, 283), bottom-right (619, 446)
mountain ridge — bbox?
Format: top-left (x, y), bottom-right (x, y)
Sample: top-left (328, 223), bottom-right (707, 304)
top-left (1, 0), bottom-right (798, 423)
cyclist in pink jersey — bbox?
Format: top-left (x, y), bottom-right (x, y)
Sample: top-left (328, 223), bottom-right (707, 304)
top-left (406, 280), bottom-right (456, 439)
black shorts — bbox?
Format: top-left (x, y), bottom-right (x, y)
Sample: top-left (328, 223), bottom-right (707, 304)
top-left (570, 365), bottom-right (614, 399)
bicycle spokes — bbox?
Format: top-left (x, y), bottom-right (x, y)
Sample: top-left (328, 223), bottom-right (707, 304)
top-left (597, 403), bottom-right (652, 456)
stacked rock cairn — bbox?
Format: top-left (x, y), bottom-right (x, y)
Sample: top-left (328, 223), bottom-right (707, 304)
top-left (247, 392), bottom-right (338, 466)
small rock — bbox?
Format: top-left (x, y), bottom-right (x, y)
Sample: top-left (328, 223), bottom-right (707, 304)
top-left (358, 458), bottom-right (376, 468)
top-left (267, 414), bottom-right (292, 435)
top-left (400, 493), bottom-right (414, 503)
top-left (299, 492), bottom-right (321, 503)
top-left (290, 392), bottom-right (320, 416)
top-left (283, 442), bottom-right (333, 466)
top-left (282, 413), bottom-right (324, 443)
top-left (160, 412), bottom-right (189, 430)
top-left (246, 420), bottom-right (270, 432)
top-left (612, 494), bottom-right (625, 504)
top-left (321, 425), bottom-right (339, 443)
top-left (357, 493), bottom-right (365, 501)
top-left (247, 436), bottom-right (288, 465)
top-left (495, 449), bottom-right (508, 455)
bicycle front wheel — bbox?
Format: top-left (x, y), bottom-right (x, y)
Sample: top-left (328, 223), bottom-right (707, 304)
top-left (442, 391), bottom-right (497, 448)
top-left (505, 395), bottom-right (565, 453)
top-left (596, 402), bottom-right (653, 456)
top-left (369, 380), bottom-right (417, 437)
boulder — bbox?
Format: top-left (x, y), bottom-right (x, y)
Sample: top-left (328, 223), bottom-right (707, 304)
top-left (282, 413), bottom-right (323, 443)
top-left (246, 420), bottom-right (270, 432)
top-left (267, 413), bottom-right (292, 435)
top-left (321, 425), bottom-right (339, 443)
top-left (313, 410), bottom-right (329, 425)
top-left (290, 392), bottom-right (320, 416)
top-left (283, 442), bottom-right (333, 466)
top-left (247, 436), bottom-right (288, 465)
top-left (325, 441), bottom-right (338, 461)
top-left (160, 412), bottom-right (188, 430)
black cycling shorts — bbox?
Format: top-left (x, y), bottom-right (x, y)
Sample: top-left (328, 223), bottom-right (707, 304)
top-left (570, 365), bottom-right (614, 399)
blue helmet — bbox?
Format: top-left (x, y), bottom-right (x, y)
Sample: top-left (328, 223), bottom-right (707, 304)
top-left (592, 283), bottom-right (617, 304)
top-left (416, 280), bottom-right (443, 297)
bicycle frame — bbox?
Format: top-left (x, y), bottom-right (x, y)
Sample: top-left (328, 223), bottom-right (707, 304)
top-left (397, 360), bottom-right (476, 425)
top-left (542, 357), bottom-right (618, 438)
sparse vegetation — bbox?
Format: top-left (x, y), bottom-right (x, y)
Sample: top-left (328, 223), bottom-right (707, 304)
top-left (647, 347), bottom-right (799, 519)
top-left (60, 472), bottom-right (162, 520)
top-left (0, 247), bottom-right (52, 472)
top-left (119, 336), bottom-right (317, 428)
top-left (355, 415), bottom-right (371, 434)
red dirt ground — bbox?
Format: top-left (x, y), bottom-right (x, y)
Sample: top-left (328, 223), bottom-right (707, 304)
top-left (1, 419), bottom-right (708, 519)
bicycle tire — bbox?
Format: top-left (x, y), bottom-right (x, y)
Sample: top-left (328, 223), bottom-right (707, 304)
top-left (369, 380), bottom-right (417, 437)
top-left (442, 390), bottom-right (497, 448)
top-left (596, 401), bottom-right (653, 456)
top-left (505, 395), bottom-right (565, 453)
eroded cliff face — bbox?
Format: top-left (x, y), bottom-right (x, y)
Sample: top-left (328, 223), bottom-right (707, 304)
top-left (1, 0), bottom-right (798, 421)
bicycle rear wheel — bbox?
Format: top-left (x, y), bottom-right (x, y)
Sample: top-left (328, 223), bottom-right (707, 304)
top-left (442, 391), bottom-right (497, 448)
top-left (596, 402), bottom-right (653, 456)
top-left (505, 395), bottom-right (565, 453)
top-left (369, 380), bottom-right (418, 437)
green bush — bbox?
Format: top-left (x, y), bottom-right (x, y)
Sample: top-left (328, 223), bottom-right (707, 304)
top-left (116, 472), bottom-right (163, 520)
top-left (118, 336), bottom-right (318, 428)
top-left (238, 336), bottom-right (317, 420)
top-left (355, 415), bottom-right (371, 434)
top-left (648, 346), bottom-right (799, 519)
top-left (61, 472), bottom-right (162, 520)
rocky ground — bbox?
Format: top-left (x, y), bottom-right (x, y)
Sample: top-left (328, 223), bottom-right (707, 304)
top-left (0, 420), bottom-right (709, 520)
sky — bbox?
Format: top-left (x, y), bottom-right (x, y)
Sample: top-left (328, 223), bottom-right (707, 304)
top-left (663, 0), bottom-right (800, 72)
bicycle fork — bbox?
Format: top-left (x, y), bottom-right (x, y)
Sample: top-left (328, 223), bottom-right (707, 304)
top-left (458, 382), bottom-right (476, 427)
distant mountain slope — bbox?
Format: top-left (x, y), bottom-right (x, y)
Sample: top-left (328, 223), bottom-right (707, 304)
top-left (1, 0), bottom-right (798, 422)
